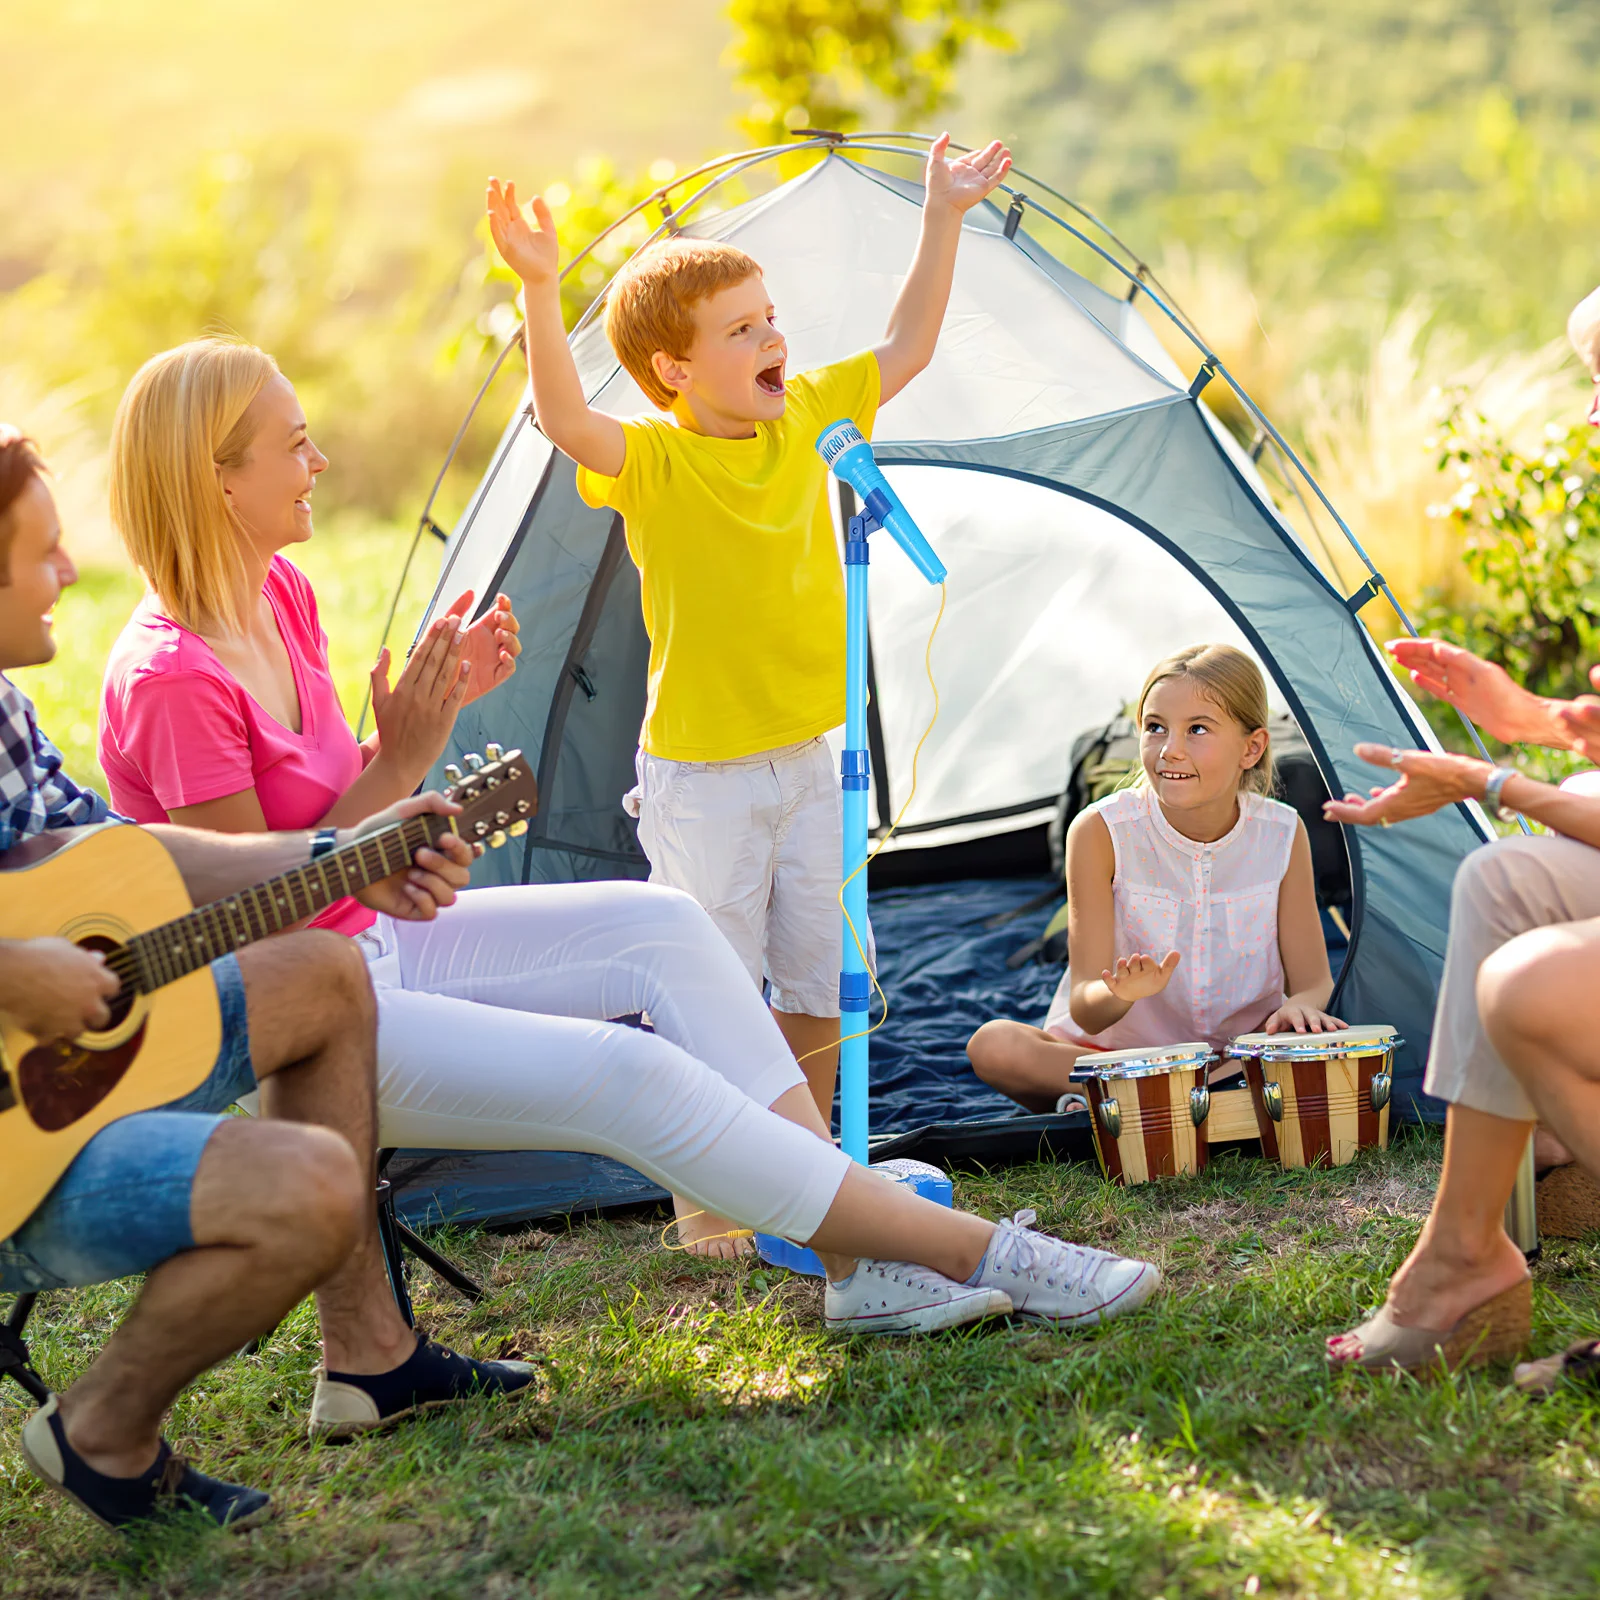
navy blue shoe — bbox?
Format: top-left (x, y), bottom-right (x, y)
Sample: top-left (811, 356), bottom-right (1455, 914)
top-left (21, 1395), bottom-right (271, 1532)
top-left (308, 1332), bottom-right (536, 1439)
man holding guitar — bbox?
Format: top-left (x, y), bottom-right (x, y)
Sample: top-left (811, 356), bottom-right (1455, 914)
top-left (0, 429), bottom-right (534, 1531)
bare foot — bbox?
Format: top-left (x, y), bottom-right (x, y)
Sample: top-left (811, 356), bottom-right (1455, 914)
top-left (669, 1195), bottom-right (754, 1261)
top-left (1534, 1124), bottom-right (1574, 1173)
top-left (1326, 1227), bottom-right (1529, 1360)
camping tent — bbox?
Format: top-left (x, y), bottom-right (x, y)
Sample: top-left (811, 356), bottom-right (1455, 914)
top-left (389, 137), bottom-right (1492, 1226)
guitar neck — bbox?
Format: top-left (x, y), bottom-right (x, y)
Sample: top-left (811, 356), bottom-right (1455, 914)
top-left (123, 814), bottom-right (448, 994)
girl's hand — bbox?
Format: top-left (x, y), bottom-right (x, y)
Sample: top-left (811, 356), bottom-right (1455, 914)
top-left (370, 612), bottom-right (470, 783)
top-left (1322, 744), bottom-right (1491, 826)
top-left (1264, 1004), bottom-right (1346, 1035)
top-left (455, 590), bottom-right (520, 705)
top-left (487, 178), bottom-right (558, 288)
top-left (1102, 951), bottom-right (1180, 1003)
top-left (924, 133), bottom-right (1012, 216)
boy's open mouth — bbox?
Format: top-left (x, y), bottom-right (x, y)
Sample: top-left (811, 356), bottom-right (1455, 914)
top-left (756, 363), bottom-right (785, 397)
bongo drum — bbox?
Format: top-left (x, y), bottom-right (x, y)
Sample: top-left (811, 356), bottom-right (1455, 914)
top-left (1069, 1042), bottom-right (1216, 1185)
top-left (1224, 1025), bottom-right (1399, 1170)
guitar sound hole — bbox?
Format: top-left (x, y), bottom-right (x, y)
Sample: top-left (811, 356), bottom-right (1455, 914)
top-left (16, 934), bottom-right (144, 1132)
top-left (79, 934), bottom-right (135, 1033)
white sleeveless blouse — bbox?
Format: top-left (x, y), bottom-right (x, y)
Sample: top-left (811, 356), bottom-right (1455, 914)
top-left (1043, 786), bottom-right (1300, 1052)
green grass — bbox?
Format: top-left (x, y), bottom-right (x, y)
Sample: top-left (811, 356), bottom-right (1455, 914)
top-left (5, 1135), bottom-right (1600, 1598)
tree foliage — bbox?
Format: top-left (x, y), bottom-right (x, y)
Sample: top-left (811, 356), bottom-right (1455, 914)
top-left (1421, 401), bottom-right (1600, 707)
top-left (728, 0), bottom-right (1013, 147)
top-left (988, 0), bottom-right (1600, 350)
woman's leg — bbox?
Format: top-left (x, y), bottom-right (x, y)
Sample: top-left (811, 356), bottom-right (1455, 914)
top-left (1330, 834), bottom-right (1600, 1358)
top-left (1325, 1104), bottom-right (1530, 1358)
top-left (1480, 914), bottom-right (1600, 1172)
top-left (369, 983), bottom-right (993, 1276)
top-left (967, 1020), bottom-right (1092, 1113)
top-left (382, 881), bottom-right (811, 1256)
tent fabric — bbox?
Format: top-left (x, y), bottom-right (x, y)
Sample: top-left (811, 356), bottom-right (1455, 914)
top-left (421, 150), bottom-right (1491, 1124)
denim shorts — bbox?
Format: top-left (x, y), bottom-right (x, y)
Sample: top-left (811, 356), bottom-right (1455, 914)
top-left (0, 954), bottom-right (255, 1293)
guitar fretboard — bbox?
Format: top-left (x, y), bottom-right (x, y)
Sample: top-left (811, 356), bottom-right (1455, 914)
top-left (114, 815), bottom-right (444, 994)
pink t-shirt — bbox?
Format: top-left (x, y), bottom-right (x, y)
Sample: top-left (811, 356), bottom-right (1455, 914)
top-left (99, 555), bottom-right (375, 936)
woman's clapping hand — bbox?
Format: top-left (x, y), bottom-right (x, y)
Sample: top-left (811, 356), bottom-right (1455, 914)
top-left (451, 589), bottom-right (521, 705)
top-left (369, 610), bottom-right (471, 784)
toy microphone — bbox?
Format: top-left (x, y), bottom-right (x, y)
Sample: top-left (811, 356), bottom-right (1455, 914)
top-left (816, 420), bottom-right (947, 584)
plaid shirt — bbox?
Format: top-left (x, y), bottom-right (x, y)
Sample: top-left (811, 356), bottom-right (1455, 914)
top-left (0, 674), bottom-right (117, 855)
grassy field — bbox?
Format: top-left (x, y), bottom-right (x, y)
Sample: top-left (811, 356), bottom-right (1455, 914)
top-left (3, 1135), bottom-right (1600, 1598)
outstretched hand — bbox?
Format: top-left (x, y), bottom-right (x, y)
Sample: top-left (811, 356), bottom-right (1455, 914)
top-left (487, 177), bottom-right (558, 288)
top-left (1386, 638), bottom-right (1554, 745)
top-left (1322, 743), bottom-right (1491, 826)
top-left (1102, 950), bottom-right (1180, 1004)
top-left (924, 133), bottom-right (1012, 216)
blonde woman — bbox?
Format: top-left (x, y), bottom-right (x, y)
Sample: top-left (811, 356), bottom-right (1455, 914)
top-left (95, 337), bottom-right (1162, 1341)
top-left (968, 644), bottom-right (1344, 1112)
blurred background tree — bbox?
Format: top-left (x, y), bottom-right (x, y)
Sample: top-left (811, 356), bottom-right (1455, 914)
top-left (6, 0), bottom-right (1600, 777)
top-left (728, 0), bottom-right (1012, 145)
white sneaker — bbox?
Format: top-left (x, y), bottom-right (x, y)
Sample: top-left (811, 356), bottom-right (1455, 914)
top-left (824, 1259), bottom-right (1013, 1336)
top-left (973, 1209), bottom-right (1159, 1327)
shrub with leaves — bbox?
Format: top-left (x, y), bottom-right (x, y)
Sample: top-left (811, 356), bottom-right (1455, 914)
top-left (1420, 398), bottom-right (1600, 716)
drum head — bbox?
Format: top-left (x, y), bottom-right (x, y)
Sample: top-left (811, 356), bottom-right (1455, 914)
top-left (1072, 1041), bottom-right (1214, 1080)
top-left (1229, 1023), bottom-right (1398, 1060)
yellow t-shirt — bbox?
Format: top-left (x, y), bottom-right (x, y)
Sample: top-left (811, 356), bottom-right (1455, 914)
top-left (576, 350), bottom-right (881, 762)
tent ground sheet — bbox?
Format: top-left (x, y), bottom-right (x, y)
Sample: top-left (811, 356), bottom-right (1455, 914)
top-left (390, 876), bottom-right (1349, 1230)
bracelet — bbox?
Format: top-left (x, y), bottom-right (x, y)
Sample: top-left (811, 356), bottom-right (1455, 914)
top-left (309, 827), bottom-right (340, 860)
top-left (1482, 766), bottom-right (1518, 819)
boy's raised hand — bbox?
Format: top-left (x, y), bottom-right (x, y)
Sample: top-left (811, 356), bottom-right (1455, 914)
top-left (924, 133), bottom-right (1012, 216)
top-left (487, 177), bottom-right (558, 288)
top-left (1102, 951), bottom-right (1181, 1004)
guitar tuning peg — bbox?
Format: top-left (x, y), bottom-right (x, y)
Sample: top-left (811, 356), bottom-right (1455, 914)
top-left (485, 742), bottom-right (504, 762)
top-left (508, 819), bottom-right (528, 837)
top-left (489, 829), bottom-right (507, 849)
top-left (464, 753), bottom-right (485, 772)
top-left (444, 763), bottom-right (464, 785)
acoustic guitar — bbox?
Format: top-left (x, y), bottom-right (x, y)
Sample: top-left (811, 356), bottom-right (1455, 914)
top-left (0, 746), bottom-right (536, 1241)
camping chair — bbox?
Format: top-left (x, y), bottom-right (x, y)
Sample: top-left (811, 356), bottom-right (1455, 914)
top-left (375, 1150), bottom-right (483, 1327)
top-left (0, 1294), bottom-right (47, 1402)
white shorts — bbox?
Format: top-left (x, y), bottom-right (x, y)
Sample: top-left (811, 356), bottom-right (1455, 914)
top-left (629, 737), bottom-right (846, 1018)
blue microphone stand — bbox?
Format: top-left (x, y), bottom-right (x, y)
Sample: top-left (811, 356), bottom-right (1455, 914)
top-left (754, 424), bottom-right (949, 1277)
top-left (838, 506), bottom-right (878, 1164)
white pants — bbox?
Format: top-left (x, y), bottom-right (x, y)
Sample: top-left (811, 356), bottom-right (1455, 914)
top-left (357, 882), bottom-right (851, 1243)
top-left (631, 737), bottom-right (844, 1017)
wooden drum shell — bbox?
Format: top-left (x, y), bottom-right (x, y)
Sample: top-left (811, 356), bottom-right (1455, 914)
top-left (1084, 1065), bottom-right (1211, 1186)
top-left (1241, 1049), bottom-right (1392, 1170)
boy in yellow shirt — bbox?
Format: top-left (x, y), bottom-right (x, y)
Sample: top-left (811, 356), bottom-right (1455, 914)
top-left (487, 136), bottom-right (1012, 1255)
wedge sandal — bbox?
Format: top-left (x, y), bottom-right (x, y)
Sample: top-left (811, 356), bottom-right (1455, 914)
top-left (1327, 1278), bottom-right (1531, 1374)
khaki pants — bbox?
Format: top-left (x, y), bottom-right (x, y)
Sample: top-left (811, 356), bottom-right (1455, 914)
top-left (1427, 831), bottom-right (1600, 1120)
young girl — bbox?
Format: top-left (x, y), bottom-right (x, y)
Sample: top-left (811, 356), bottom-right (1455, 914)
top-left (968, 644), bottom-right (1344, 1112)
